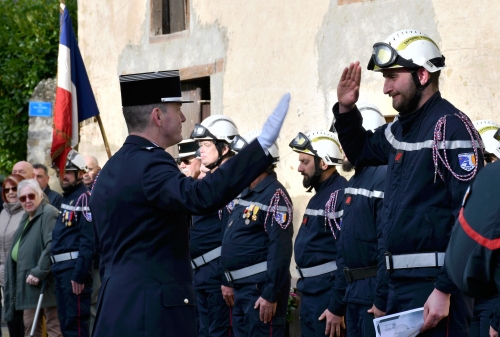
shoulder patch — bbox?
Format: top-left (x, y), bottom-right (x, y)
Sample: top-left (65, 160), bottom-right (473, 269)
top-left (458, 153), bottom-right (476, 172)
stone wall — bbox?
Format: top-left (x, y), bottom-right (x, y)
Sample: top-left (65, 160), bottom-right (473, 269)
top-left (28, 78), bottom-right (62, 192)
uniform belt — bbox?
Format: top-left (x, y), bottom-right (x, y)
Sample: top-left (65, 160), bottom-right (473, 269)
top-left (191, 247), bottom-right (221, 269)
top-left (296, 260), bottom-right (337, 279)
top-left (225, 261), bottom-right (267, 282)
top-left (343, 265), bottom-right (378, 283)
top-left (50, 251), bottom-right (79, 263)
top-left (385, 252), bottom-right (445, 271)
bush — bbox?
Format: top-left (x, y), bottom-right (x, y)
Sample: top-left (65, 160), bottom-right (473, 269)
top-left (0, 0), bottom-right (77, 175)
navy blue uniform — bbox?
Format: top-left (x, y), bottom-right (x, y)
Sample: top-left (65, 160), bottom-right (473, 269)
top-left (44, 185), bottom-right (63, 209)
top-left (330, 166), bottom-right (387, 337)
top-left (51, 182), bottom-right (94, 337)
top-left (334, 92), bottom-right (483, 336)
top-left (190, 201), bottom-right (232, 337)
top-left (221, 172), bottom-right (293, 337)
top-left (89, 136), bottom-right (274, 337)
top-left (294, 171), bottom-right (346, 336)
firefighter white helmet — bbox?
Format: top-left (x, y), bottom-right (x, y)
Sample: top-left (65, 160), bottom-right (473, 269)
top-left (231, 130), bottom-right (279, 164)
top-left (368, 29), bottom-right (445, 73)
top-left (289, 130), bottom-right (343, 166)
top-left (65, 149), bottom-right (88, 172)
top-left (357, 102), bottom-right (386, 131)
top-left (473, 120), bottom-right (500, 158)
top-left (190, 115), bottom-right (239, 143)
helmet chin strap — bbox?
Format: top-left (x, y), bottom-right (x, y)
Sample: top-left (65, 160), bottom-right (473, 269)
top-left (306, 156), bottom-right (324, 192)
top-left (410, 69), bottom-right (435, 91)
top-left (204, 144), bottom-right (230, 170)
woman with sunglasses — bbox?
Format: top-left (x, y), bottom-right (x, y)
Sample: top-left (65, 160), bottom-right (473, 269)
top-left (4, 179), bottom-right (62, 337)
top-left (0, 174), bottom-right (26, 337)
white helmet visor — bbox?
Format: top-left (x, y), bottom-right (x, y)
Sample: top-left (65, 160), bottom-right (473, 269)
top-left (289, 132), bottom-right (318, 156)
top-left (190, 124), bottom-right (217, 140)
top-left (230, 135), bottom-right (248, 153)
top-left (367, 42), bottom-right (419, 70)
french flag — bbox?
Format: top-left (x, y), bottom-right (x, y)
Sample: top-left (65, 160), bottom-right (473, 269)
top-left (51, 3), bottom-right (99, 174)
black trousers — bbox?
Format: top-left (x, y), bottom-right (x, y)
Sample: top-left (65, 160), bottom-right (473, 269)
top-left (53, 269), bottom-right (92, 337)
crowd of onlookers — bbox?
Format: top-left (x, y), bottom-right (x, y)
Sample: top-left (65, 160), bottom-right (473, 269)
top-left (0, 156), bottom-right (101, 337)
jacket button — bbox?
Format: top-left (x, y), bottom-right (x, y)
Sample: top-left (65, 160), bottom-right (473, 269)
top-left (184, 299), bottom-right (189, 304)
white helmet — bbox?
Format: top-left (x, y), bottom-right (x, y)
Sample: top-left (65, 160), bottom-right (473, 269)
top-left (368, 29), bottom-right (445, 73)
top-left (289, 130), bottom-right (343, 166)
top-left (65, 149), bottom-right (88, 172)
top-left (357, 102), bottom-right (386, 131)
top-left (473, 120), bottom-right (500, 158)
top-left (190, 115), bottom-right (239, 143)
top-left (231, 130), bottom-right (279, 164)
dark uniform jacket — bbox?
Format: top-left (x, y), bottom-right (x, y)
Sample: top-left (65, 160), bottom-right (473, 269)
top-left (330, 166), bottom-right (388, 316)
top-left (294, 171), bottom-right (346, 298)
top-left (51, 182), bottom-right (93, 284)
top-left (89, 135), bottom-right (273, 337)
top-left (44, 185), bottom-right (63, 209)
top-left (190, 209), bottom-right (224, 289)
top-left (221, 172), bottom-right (293, 303)
top-left (333, 92), bottom-right (484, 294)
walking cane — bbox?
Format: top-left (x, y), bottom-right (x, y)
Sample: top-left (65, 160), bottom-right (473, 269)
top-left (30, 279), bottom-right (47, 337)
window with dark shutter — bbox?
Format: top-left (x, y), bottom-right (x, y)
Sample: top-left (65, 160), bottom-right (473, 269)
top-left (151, 0), bottom-right (188, 36)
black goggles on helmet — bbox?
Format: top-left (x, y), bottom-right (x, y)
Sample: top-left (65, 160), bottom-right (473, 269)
top-left (367, 42), bottom-right (420, 71)
top-left (190, 124), bottom-right (217, 140)
top-left (230, 135), bottom-right (248, 153)
top-left (289, 132), bottom-right (318, 156)
top-left (494, 128), bottom-right (500, 141)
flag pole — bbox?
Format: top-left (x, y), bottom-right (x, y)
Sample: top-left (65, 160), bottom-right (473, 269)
top-left (96, 115), bottom-right (112, 158)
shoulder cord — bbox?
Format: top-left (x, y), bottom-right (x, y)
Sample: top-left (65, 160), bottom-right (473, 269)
top-left (264, 189), bottom-right (293, 232)
top-left (73, 170), bottom-right (100, 223)
top-left (324, 189), bottom-right (341, 239)
top-left (432, 111), bottom-right (483, 182)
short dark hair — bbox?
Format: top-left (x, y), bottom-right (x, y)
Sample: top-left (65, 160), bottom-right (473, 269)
top-left (123, 103), bottom-right (166, 133)
top-left (33, 163), bottom-right (48, 175)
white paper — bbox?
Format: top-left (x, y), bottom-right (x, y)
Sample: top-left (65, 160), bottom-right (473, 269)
top-left (373, 307), bottom-right (424, 337)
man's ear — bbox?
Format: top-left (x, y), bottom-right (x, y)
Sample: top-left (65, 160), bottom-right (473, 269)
top-left (417, 68), bottom-right (431, 87)
top-left (319, 159), bottom-right (329, 170)
top-left (152, 108), bottom-right (162, 127)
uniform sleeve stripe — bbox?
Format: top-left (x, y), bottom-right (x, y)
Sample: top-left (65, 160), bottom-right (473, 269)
top-left (344, 187), bottom-right (384, 198)
top-left (385, 122), bottom-right (484, 151)
top-left (304, 208), bottom-right (343, 219)
top-left (459, 208), bottom-right (500, 250)
top-left (237, 199), bottom-right (288, 213)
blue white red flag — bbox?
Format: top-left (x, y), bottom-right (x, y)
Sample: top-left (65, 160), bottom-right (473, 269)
top-left (51, 4), bottom-right (99, 174)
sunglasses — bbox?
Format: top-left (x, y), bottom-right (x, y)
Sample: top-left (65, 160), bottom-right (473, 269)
top-left (4, 186), bottom-right (17, 193)
top-left (176, 158), bottom-right (195, 165)
top-left (19, 193), bottom-right (36, 203)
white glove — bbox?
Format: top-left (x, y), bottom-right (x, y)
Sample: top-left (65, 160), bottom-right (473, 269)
top-left (257, 93), bottom-right (290, 153)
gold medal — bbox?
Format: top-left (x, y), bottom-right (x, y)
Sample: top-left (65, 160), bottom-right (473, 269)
top-left (246, 205), bottom-right (255, 219)
top-left (68, 221), bottom-right (72, 227)
top-left (251, 206), bottom-right (260, 221)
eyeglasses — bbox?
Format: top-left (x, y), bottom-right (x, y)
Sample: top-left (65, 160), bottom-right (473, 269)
top-left (19, 193), bottom-right (36, 203)
top-left (176, 157), bottom-right (196, 165)
top-left (289, 132), bottom-right (318, 156)
top-left (4, 186), bottom-right (17, 193)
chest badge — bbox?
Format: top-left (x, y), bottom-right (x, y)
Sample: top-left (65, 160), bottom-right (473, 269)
top-left (302, 216), bottom-right (308, 226)
top-left (395, 150), bottom-right (404, 164)
top-left (345, 195), bottom-right (352, 205)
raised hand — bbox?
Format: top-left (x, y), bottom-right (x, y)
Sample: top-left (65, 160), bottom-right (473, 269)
top-left (337, 61), bottom-right (361, 113)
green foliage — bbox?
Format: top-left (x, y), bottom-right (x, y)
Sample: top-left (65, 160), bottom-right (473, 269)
top-left (0, 0), bottom-right (77, 175)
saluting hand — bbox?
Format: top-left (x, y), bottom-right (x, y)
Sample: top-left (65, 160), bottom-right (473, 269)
top-left (221, 285), bottom-right (234, 307)
top-left (421, 288), bottom-right (450, 332)
top-left (319, 309), bottom-right (345, 337)
top-left (254, 296), bottom-right (277, 324)
top-left (337, 61), bottom-right (361, 113)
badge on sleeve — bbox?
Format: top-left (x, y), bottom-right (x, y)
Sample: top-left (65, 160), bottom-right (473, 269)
top-left (275, 212), bottom-right (287, 224)
top-left (458, 153), bottom-right (476, 172)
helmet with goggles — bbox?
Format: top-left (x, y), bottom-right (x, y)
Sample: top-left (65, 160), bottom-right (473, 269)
top-left (357, 102), bottom-right (386, 131)
top-left (472, 120), bottom-right (500, 159)
top-left (65, 149), bottom-right (88, 172)
top-left (289, 131), bottom-right (343, 166)
top-left (190, 115), bottom-right (239, 144)
top-left (367, 29), bottom-right (445, 73)
top-left (231, 130), bottom-right (279, 164)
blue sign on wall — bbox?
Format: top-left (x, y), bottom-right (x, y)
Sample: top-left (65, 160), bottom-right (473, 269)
top-left (29, 101), bottom-right (52, 117)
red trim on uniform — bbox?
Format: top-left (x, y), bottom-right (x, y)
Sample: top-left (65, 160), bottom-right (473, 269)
top-left (459, 208), bottom-right (500, 250)
top-left (78, 295), bottom-right (81, 337)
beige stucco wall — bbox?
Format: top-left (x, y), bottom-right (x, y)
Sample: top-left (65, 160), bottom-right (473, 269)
top-left (78, 0), bottom-right (500, 270)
